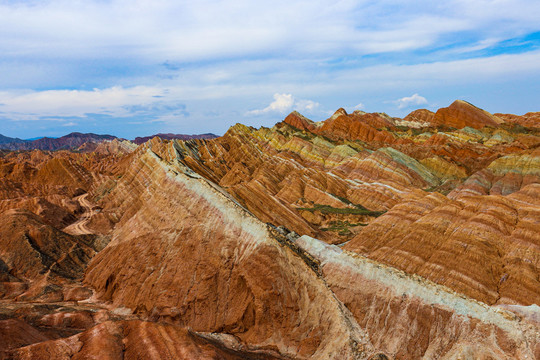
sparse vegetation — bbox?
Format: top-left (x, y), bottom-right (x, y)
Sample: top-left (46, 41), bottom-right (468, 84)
top-left (504, 124), bottom-right (531, 134)
top-left (320, 135), bottom-right (338, 144)
top-left (297, 203), bottom-right (385, 216)
top-left (320, 220), bottom-right (368, 236)
top-left (411, 128), bottom-right (429, 136)
top-left (294, 132), bottom-right (314, 141)
top-left (333, 194), bottom-right (352, 205)
top-left (422, 186), bottom-right (452, 196)
top-left (436, 125), bottom-right (458, 132)
top-left (395, 125), bottom-right (410, 132)
top-left (331, 195), bottom-right (379, 212)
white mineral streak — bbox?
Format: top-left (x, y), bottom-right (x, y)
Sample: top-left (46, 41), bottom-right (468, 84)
top-left (147, 149), bottom-right (270, 248)
top-left (294, 235), bottom-right (533, 339)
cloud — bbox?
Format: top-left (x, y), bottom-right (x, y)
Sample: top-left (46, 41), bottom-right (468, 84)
top-left (345, 103), bottom-right (365, 113)
top-left (0, 86), bottom-right (171, 120)
top-left (247, 93), bottom-right (319, 115)
top-left (1, 0), bottom-right (539, 65)
top-left (336, 50), bottom-right (540, 90)
top-left (248, 93), bottom-right (294, 115)
top-left (2, 49), bottom-right (540, 124)
top-left (396, 94), bottom-right (428, 109)
top-left (1, 0), bottom-right (540, 138)
top-left (296, 99), bottom-right (320, 112)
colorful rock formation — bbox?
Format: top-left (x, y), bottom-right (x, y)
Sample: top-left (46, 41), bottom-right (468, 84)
top-left (0, 100), bottom-right (539, 359)
top-left (432, 100), bottom-right (503, 129)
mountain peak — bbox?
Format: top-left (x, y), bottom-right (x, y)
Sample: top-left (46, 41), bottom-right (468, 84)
top-left (283, 111), bottom-right (315, 131)
top-left (329, 108), bottom-right (348, 120)
top-left (433, 100), bottom-right (502, 129)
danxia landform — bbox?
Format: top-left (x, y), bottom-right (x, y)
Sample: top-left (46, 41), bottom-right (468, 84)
top-left (0, 100), bottom-right (539, 359)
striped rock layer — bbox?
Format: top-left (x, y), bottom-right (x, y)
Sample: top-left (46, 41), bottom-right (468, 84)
top-left (1, 100), bottom-right (539, 359)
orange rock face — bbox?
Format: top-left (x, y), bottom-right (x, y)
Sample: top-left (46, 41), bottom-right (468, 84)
top-left (8, 320), bottom-right (289, 360)
top-left (83, 149), bottom-right (370, 358)
top-left (0, 210), bottom-right (96, 301)
top-left (294, 235), bottom-right (539, 359)
top-left (0, 319), bottom-right (50, 356)
top-left (283, 110), bottom-right (317, 131)
top-left (344, 186), bottom-right (540, 306)
top-left (1, 100), bottom-right (539, 359)
top-left (495, 111), bottom-right (540, 128)
top-left (317, 109), bottom-right (397, 144)
top-left (432, 100), bottom-right (503, 129)
top-left (403, 108), bottom-right (435, 125)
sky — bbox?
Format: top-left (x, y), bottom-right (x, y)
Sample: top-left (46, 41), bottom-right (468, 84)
top-left (0, 0), bottom-right (539, 139)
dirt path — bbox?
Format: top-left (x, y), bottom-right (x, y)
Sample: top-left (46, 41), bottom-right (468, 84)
top-left (63, 194), bottom-right (96, 235)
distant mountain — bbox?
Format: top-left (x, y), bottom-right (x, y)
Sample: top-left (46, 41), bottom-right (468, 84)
top-left (25, 136), bottom-right (55, 141)
top-left (1, 100), bottom-right (539, 358)
top-left (0, 134), bottom-right (25, 145)
top-left (132, 133), bottom-right (218, 145)
top-left (0, 132), bottom-right (219, 151)
top-left (0, 132), bottom-right (116, 151)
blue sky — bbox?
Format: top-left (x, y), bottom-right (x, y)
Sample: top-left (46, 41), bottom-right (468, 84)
top-left (0, 0), bottom-right (539, 139)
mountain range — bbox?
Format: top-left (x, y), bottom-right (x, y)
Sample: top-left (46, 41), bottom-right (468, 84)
top-left (0, 100), bottom-right (539, 359)
top-left (0, 132), bottom-right (219, 151)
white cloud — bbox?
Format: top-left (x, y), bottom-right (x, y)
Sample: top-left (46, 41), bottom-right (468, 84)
top-left (336, 50), bottom-right (540, 89)
top-left (2, 49), bottom-right (540, 126)
top-left (296, 99), bottom-right (320, 112)
top-left (1, 0), bottom-right (539, 64)
top-left (346, 103), bottom-right (365, 113)
top-left (0, 0), bottom-right (539, 135)
top-left (247, 93), bottom-right (319, 116)
top-left (250, 93), bottom-right (294, 115)
top-left (396, 94), bottom-right (428, 109)
top-left (0, 86), bottom-right (169, 120)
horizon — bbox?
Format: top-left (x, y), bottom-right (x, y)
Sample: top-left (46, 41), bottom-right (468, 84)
top-left (0, 99), bottom-right (534, 140)
top-left (1, 1), bottom-right (539, 139)
top-left (2, 131), bottom-right (221, 141)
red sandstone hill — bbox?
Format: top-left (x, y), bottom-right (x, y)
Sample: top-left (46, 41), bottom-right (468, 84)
top-left (431, 100), bottom-right (504, 129)
top-left (0, 100), bottom-right (539, 359)
top-left (495, 111), bottom-right (540, 128)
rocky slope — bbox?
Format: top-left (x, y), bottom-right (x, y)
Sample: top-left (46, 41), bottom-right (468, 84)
top-left (431, 100), bottom-right (504, 129)
top-left (84, 147), bottom-right (372, 359)
top-left (0, 100), bottom-right (539, 359)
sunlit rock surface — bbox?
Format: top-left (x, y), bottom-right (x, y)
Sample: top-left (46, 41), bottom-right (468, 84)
top-left (0, 100), bottom-right (539, 359)
top-left (432, 100), bottom-right (503, 129)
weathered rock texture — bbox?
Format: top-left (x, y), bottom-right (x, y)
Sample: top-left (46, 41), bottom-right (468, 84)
top-left (8, 320), bottom-right (289, 360)
top-left (296, 235), bottom-right (539, 359)
top-left (84, 148), bottom-right (372, 358)
top-left (0, 100), bottom-right (539, 359)
top-left (432, 100), bottom-right (503, 129)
